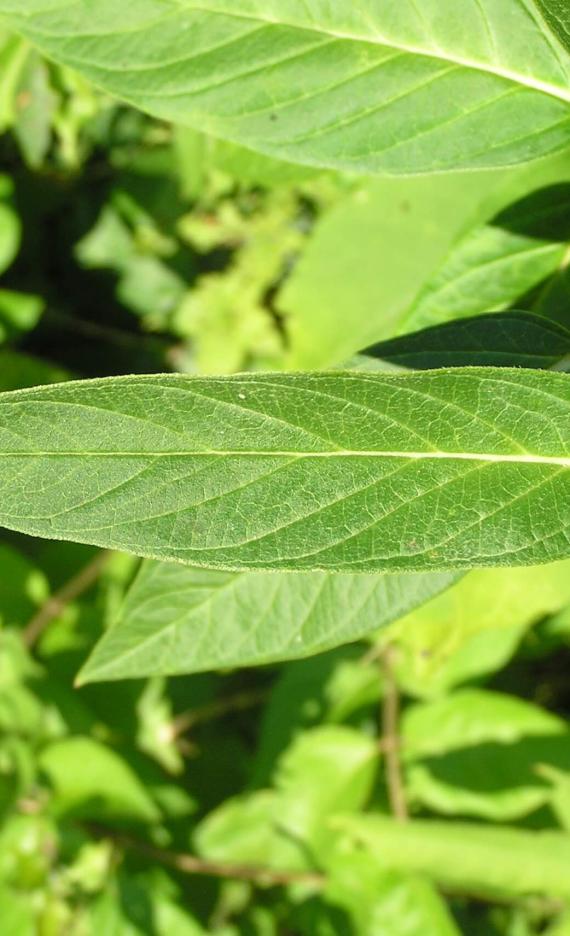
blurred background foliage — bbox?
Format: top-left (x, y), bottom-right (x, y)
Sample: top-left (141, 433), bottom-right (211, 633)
top-left (2, 26), bottom-right (570, 936)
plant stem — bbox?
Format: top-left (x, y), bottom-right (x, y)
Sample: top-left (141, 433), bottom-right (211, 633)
top-left (89, 824), bottom-right (325, 888)
top-left (381, 645), bottom-right (408, 822)
top-left (23, 550), bottom-right (112, 648)
top-left (170, 688), bottom-right (268, 737)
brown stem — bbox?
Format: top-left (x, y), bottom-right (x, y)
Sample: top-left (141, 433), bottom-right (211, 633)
top-left (88, 825), bottom-right (325, 888)
top-left (23, 551), bottom-right (112, 648)
top-left (381, 646), bottom-right (408, 822)
top-left (170, 688), bottom-right (268, 738)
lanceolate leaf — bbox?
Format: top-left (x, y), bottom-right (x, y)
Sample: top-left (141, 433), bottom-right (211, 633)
top-left (366, 311), bottom-right (570, 370)
top-left (400, 183), bottom-right (570, 333)
top-left (0, 368), bottom-right (570, 572)
top-left (1, 1), bottom-right (570, 174)
top-left (78, 563), bottom-right (458, 682)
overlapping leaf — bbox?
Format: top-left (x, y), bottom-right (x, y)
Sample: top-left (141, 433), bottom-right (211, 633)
top-left (400, 183), bottom-right (570, 333)
top-left (366, 311), bottom-right (570, 370)
top-left (0, 369), bottom-right (570, 572)
top-left (536, 0), bottom-right (570, 53)
top-left (1, 1), bottom-right (570, 174)
top-left (79, 562), bottom-right (457, 682)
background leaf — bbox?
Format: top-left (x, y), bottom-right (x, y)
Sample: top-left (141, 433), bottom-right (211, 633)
top-left (335, 816), bottom-right (570, 900)
top-left (366, 311), bottom-right (570, 370)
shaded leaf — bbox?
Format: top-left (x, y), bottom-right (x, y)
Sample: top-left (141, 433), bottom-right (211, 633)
top-left (400, 184), bottom-right (570, 333)
top-left (366, 311), bottom-right (570, 370)
top-left (81, 561), bottom-right (456, 682)
top-left (536, 1), bottom-right (570, 54)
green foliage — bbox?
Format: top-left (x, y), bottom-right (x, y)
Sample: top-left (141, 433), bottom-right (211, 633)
top-left (2, 1), bottom-right (570, 174)
top-left (366, 310), bottom-right (570, 370)
top-left (0, 4), bottom-right (570, 933)
top-left (79, 561), bottom-right (457, 681)
top-left (1, 368), bottom-right (570, 572)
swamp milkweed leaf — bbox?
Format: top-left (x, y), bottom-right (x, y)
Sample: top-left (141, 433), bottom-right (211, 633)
top-left (365, 311), bottom-right (570, 370)
top-left (400, 183), bottom-right (570, 333)
top-left (78, 561), bottom-right (457, 682)
top-left (1, 0), bottom-right (570, 174)
top-left (0, 369), bottom-right (569, 572)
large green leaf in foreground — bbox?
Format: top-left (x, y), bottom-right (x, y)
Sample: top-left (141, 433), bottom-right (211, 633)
top-left (0, 368), bottom-right (569, 572)
top-left (79, 562), bottom-right (457, 682)
top-left (1, 0), bottom-right (570, 174)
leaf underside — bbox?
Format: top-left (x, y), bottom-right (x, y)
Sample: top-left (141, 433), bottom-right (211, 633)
top-left (1, 0), bottom-right (570, 173)
top-left (0, 368), bottom-right (569, 573)
top-left (79, 560), bottom-right (459, 682)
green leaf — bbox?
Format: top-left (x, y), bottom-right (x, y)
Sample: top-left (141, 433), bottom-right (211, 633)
top-left (39, 736), bottom-right (161, 823)
top-left (1, 370), bottom-right (570, 574)
top-left (399, 184), bottom-right (570, 334)
top-left (326, 861), bottom-right (461, 936)
top-left (366, 311), bottom-right (570, 370)
top-left (535, 1), bottom-right (570, 54)
top-left (2, 1), bottom-right (570, 174)
top-left (280, 158), bottom-right (570, 368)
top-left (403, 689), bottom-right (565, 758)
top-left (389, 560), bottom-right (570, 697)
top-left (80, 561), bottom-right (456, 682)
top-left (402, 690), bottom-right (569, 820)
top-left (335, 816), bottom-right (570, 900)
top-left (196, 726), bottom-right (376, 868)
top-left (0, 290), bottom-right (44, 344)
top-left (0, 350), bottom-right (68, 392)
top-left (0, 176), bottom-right (20, 276)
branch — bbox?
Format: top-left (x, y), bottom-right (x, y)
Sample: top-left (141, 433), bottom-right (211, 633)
top-left (23, 550), bottom-right (112, 648)
top-left (88, 825), bottom-right (325, 888)
top-left (170, 688), bottom-right (268, 738)
top-left (380, 645), bottom-right (408, 822)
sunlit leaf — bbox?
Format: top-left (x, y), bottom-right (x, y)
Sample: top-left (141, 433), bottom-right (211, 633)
top-left (2, 1), bottom-right (570, 174)
top-left (1, 369), bottom-right (570, 574)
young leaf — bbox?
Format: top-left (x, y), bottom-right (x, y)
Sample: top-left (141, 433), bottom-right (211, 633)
top-left (2, 1), bottom-right (570, 174)
top-left (79, 562), bottom-right (457, 682)
top-left (365, 311), bottom-right (570, 370)
top-left (0, 368), bottom-right (570, 572)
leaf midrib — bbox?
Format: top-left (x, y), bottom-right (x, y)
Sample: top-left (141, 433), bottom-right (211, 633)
top-left (2, 450), bottom-right (569, 467)
top-left (175, 0), bottom-right (570, 104)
